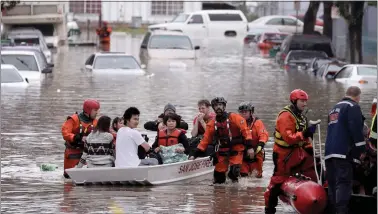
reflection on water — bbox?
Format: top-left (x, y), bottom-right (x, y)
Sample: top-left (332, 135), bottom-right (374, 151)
top-left (1, 32), bottom-right (376, 213)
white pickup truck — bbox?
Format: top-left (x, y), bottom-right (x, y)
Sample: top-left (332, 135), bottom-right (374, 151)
top-left (1, 1), bottom-right (67, 48)
top-left (148, 10), bottom-right (249, 47)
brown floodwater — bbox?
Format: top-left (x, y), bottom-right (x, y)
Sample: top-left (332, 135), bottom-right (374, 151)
top-left (1, 32), bottom-right (376, 214)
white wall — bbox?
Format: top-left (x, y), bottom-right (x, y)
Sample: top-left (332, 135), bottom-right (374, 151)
top-left (101, 1), bottom-right (202, 24)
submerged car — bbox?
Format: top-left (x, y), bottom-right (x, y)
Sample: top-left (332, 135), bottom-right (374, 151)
top-left (139, 30), bottom-right (199, 64)
top-left (334, 64), bottom-right (377, 85)
top-left (283, 50), bottom-right (328, 71)
top-left (316, 62), bottom-right (347, 79)
top-left (1, 64), bottom-right (29, 87)
top-left (84, 52), bottom-right (146, 74)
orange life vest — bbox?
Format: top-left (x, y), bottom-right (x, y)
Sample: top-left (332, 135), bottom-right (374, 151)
top-left (158, 129), bottom-right (182, 147)
top-left (214, 113), bottom-right (243, 148)
top-left (65, 113), bottom-right (96, 149)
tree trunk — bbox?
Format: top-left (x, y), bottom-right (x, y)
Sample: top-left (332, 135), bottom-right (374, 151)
top-left (323, 2), bottom-right (333, 39)
top-left (348, 24), bottom-right (356, 63)
top-left (354, 2), bottom-right (365, 63)
top-left (303, 1), bottom-right (320, 34)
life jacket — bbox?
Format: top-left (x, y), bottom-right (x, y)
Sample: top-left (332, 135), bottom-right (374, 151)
top-left (369, 113), bottom-right (377, 144)
top-left (65, 113), bottom-right (96, 149)
top-left (248, 117), bottom-right (259, 149)
top-left (274, 105), bottom-right (307, 148)
top-left (158, 128), bottom-right (182, 147)
top-left (214, 113), bottom-right (244, 148)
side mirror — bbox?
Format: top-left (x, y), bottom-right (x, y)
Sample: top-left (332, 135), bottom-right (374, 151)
top-left (25, 78), bottom-right (29, 83)
top-left (187, 19), bottom-right (194, 24)
top-left (85, 64), bottom-right (93, 70)
top-left (48, 63), bottom-right (54, 68)
top-left (141, 64), bottom-right (146, 69)
top-left (194, 46), bottom-right (200, 50)
top-left (42, 67), bottom-right (52, 74)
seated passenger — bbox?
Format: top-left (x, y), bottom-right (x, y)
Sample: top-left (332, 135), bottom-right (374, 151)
top-left (144, 103), bottom-right (189, 131)
top-left (111, 117), bottom-right (124, 134)
top-left (115, 107), bottom-right (158, 167)
top-left (191, 99), bottom-right (216, 138)
top-left (152, 113), bottom-right (190, 156)
top-left (76, 115), bottom-right (115, 168)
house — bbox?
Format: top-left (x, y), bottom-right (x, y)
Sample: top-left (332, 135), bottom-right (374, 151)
top-left (68, 0), bottom-right (245, 25)
top-left (253, 1), bottom-right (324, 18)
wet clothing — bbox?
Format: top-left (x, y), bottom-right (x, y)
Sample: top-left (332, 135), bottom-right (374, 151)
top-left (241, 117), bottom-right (269, 178)
top-left (76, 131), bottom-right (115, 168)
top-left (152, 128), bottom-right (190, 155)
top-left (325, 97), bottom-right (366, 214)
top-left (264, 105), bottom-right (316, 213)
top-left (194, 112), bottom-right (252, 183)
top-left (96, 26), bottom-right (112, 43)
top-left (62, 112), bottom-right (97, 177)
top-left (144, 113), bottom-right (188, 131)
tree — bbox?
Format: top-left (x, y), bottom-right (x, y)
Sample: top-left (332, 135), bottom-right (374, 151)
top-left (303, 1), bottom-right (320, 34)
top-left (323, 2), bottom-right (333, 40)
top-left (1, 0), bottom-right (20, 12)
top-left (336, 1), bottom-right (365, 63)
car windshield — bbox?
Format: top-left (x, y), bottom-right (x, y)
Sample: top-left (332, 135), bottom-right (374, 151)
top-left (1, 68), bottom-right (24, 83)
top-left (13, 38), bottom-right (40, 45)
top-left (149, 35), bottom-right (193, 50)
top-left (172, 13), bottom-right (189, 22)
top-left (93, 55), bottom-right (140, 69)
top-left (357, 66), bottom-right (377, 76)
top-left (289, 51), bottom-right (327, 60)
top-left (328, 64), bottom-right (343, 72)
top-left (1, 54), bottom-right (39, 71)
top-left (264, 33), bottom-right (288, 41)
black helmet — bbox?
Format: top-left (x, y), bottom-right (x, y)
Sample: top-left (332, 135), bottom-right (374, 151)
top-left (238, 101), bottom-right (254, 113)
top-left (211, 97), bottom-right (227, 106)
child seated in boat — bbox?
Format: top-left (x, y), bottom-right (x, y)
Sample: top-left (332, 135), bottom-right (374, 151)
top-left (76, 115), bottom-right (115, 168)
top-left (152, 113), bottom-right (190, 163)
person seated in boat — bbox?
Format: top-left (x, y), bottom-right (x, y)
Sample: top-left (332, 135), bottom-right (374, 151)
top-left (61, 99), bottom-right (100, 178)
top-left (264, 89), bottom-right (318, 214)
top-left (110, 117), bottom-right (124, 141)
top-left (189, 99), bottom-right (216, 157)
top-left (189, 97), bottom-right (254, 184)
top-left (144, 103), bottom-right (189, 131)
top-left (238, 102), bottom-right (269, 178)
top-left (115, 107), bottom-right (158, 167)
top-left (152, 113), bottom-right (190, 157)
top-left (76, 115), bottom-right (115, 168)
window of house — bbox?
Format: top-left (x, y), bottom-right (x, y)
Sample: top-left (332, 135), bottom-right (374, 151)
top-left (86, 0), bottom-right (102, 14)
top-left (69, 1), bottom-right (85, 13)
top-left (151, 1), bottom-right (184, 16)
top-left (69, 0), bottom-right (101, 14)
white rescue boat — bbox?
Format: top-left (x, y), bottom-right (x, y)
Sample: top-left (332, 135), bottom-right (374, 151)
top-left (66, 157), bottom-right (214, 186)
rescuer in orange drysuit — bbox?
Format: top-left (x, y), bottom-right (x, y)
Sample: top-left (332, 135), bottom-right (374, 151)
top-left (61, 99), bottom-right (100, 178)
top-left (96, 21), bottom-right (112, 44)
top-left (189, 97), bottom-right (253, 184)
top-left (264, 89), bottom-right (318, 214)
top-left (238, 102), bottom-right (269, 178)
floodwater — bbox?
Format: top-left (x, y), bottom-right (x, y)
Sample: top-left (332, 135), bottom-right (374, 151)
top-left (1, 32), bottom-right (377, 214)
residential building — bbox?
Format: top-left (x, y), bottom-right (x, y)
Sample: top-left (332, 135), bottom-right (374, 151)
top-left (68, 0), bottom-right (244, 24)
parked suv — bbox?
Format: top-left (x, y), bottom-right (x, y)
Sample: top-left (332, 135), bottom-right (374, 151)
top-left (276, 34), bottom-right (335, 67)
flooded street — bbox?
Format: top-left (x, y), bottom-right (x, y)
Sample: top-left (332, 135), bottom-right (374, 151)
top-left (1, 32), bottom-right (376, 213)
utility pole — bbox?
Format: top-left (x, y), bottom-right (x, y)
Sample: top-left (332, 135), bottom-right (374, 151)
top-left (294, 1), bottom-right (300, 33)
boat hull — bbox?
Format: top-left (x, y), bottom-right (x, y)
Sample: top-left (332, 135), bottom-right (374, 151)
top-left (66, 157), bottom-right (214, 186)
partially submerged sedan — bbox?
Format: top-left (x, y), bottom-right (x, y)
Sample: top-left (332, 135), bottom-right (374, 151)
top-left (84, 52), bottom-right (146, 75)
top-left (283, 50), bottom-right (328, 71)
top-left (334, 64), bottom-right (377, 86)
top-left (315, 61), bottom-right (347, 79)
top-left (139, 30), bottom-right (199, 64)
top-left (1, 64), bottom-right (29, 87)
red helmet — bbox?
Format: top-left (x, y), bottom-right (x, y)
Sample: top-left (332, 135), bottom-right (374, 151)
top-left (83, 99), bottom-right (100, 115)
top-left (290, 89), bottom-right (309, 102)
